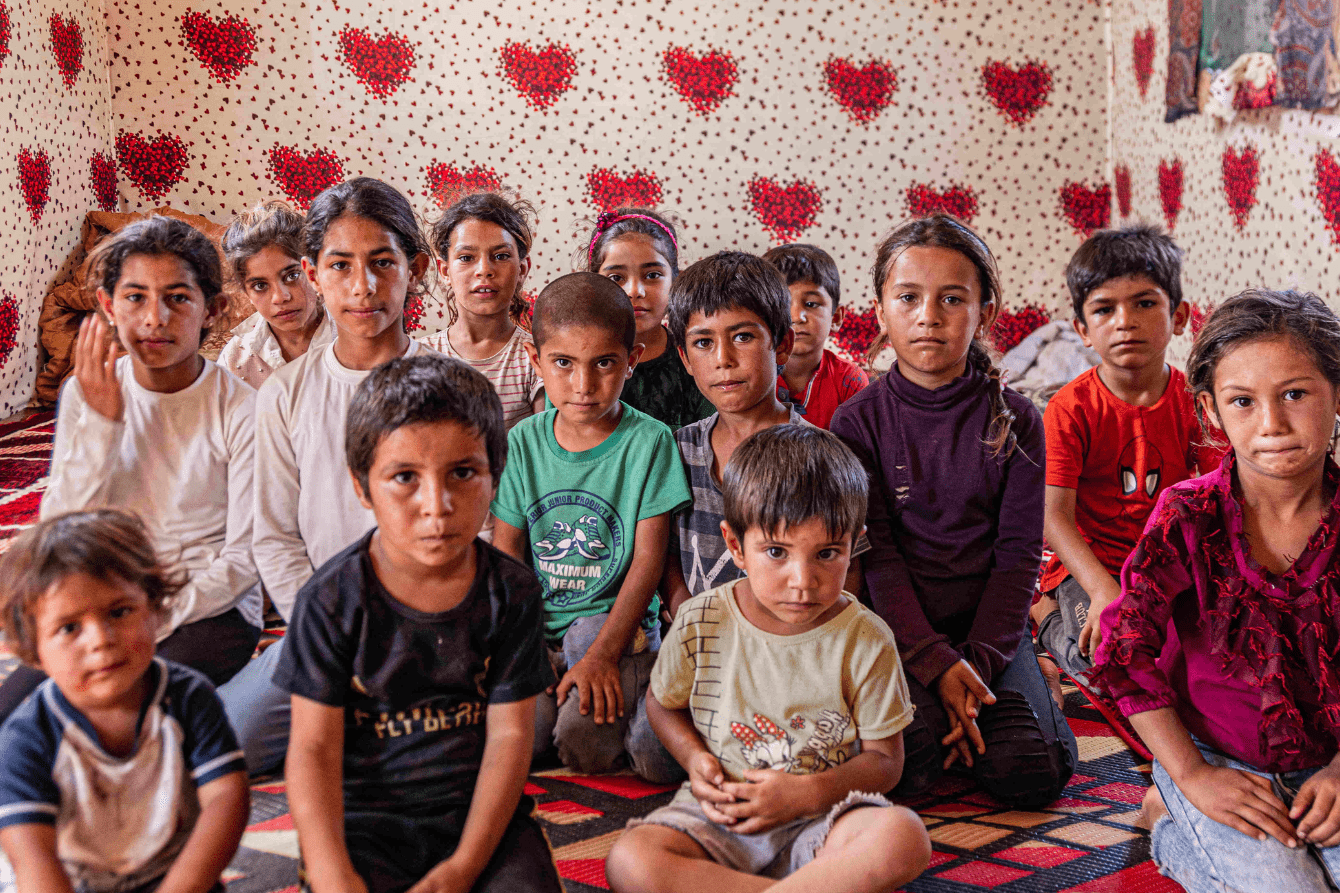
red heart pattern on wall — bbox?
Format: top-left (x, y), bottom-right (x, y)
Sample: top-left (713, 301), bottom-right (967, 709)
top-left (661, 46), bottom-right (738, 116)
top-left (339, 26), bottom-right (416, 99)
top-left (0, 295), bottom-right (20, 371)
top-left (1059, 181), bottom-right (1111, 237)
top-left (1316, 149), bottom-right (1340, 245)
top-left (982, 60), bottom-right (1053, 125)
top-left (823, 57), bottom-right (896, 125)
top-left (181, 11), bottom-right (258, 84)
top-left (499, 41), bottom-right (578, 111)
top-left (1132, 27), bottom-right (1155, 99)
top-left (0, 3), bottom-right (11, 68)
top-left (48, 14), bottom-right (83, 88)
top-left (1158, 158), bottom-right (1183, 231)
top-left (1114, 164), bottom-right (1132, 217)
top-left (90, 152), bottom-right (118, 211)
top-left (116, 131), bottom-right (190, 202)
top-left (425, 164), bottom-right (503, 209)
top-left (748, 176), bottom-right (822, 243)
top-left (1222, 145), bottom-right (1259, 230)
top-left (992, 303), bottom-right (1052, 353)
top-left (267, 146), bottom-right (346, 210)
top-left (17, 148), bottom-right (51, 224)
top-left (904, 182), bottom-right (979, 224)
top-left (832, 305), bottom-right (880, 359)
top-left (586, 168), bottom-right (664, 212)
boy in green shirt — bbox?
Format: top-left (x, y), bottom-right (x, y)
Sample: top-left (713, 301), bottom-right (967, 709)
top-left (493, 272), bottom-right (692, 784)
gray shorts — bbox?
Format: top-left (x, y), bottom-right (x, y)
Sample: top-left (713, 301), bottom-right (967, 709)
top-left (627, 785), bottom-right (892, 878)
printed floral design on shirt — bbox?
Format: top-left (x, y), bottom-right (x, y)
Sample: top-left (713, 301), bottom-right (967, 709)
top-left (526, 489), bottom-right (627, 608)
top-left (729, 709), bottom-right (855, 773)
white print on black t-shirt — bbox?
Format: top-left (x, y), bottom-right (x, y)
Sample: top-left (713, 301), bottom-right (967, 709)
top-left (353, 701), bottom-right (484, 739)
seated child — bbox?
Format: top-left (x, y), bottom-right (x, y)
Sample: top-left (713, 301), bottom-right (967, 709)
top-left (1033, 225), bottom-right (1219, 680)
top-left (585, 208), bottom-right (712, 430)
top-left (0, 510), bottom-right (249, 893)
top-left (661, 251), bottom-right (866, 615)
top-left (762, 243), bottom-right (869, 429)
top-left (424, 192), bottom-right (544, 430)
top-left (831, 213), bottom-right (1077, 808)
top-left (1094, 290), bottom-right (1340, 893)
top-left (491, 273), bottom-right (691, 783)
top-left (605, 425), bottom-right (930, 893)
top-left (219, 200), bottom-right (334, 389)
top-left (278, 355), bottom-right (562, 893)
top-left (15, 216), bottom-right (262, 722)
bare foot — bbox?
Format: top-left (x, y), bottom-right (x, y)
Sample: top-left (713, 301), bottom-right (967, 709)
top-left (1030, 594), bottom-right (1059, 630)
top-left (1037, 652), bottom-right (1065, 711)
top-left (1135, 783), bottom-right (1168, 831)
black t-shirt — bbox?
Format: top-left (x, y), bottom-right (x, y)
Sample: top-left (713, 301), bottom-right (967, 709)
top-left (622, 347), bottom-right (714, 431)
top-left (276, 532), bottom-right (553, 814)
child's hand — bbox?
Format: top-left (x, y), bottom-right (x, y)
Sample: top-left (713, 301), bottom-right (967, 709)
top-left (406, 857), bottom-right (472, 893)
top-left (688, 751), bottom-right (737, 825)
top-left (1179, 762), bottom-right (1297, 848)
top-left (718, 769), bottom-right (805, 834)
top-left (936, 660), bottom-right (996, 769)
top-left (1291, 760), bottom-right (1340, 846)
top-left (1078, 578), bottom-right (1123, 660)
top-left (554, 652), bottom-right (623, 724)
top-left (74, 314), bottom-right (123, 422)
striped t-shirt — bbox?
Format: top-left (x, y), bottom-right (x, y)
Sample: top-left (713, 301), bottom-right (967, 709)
top-left (421, 326), bottom-right (543, 430)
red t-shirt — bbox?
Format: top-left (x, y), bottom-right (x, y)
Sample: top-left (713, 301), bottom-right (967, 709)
top-left (777, 349), bottom-right (869, 430)
top-left (1040, 366), bottom-right (1223, 592)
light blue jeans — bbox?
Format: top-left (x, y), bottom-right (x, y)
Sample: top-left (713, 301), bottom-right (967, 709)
top-left (1152, 744), bottom-right (1340, 893)
top-left (216, 638), bottom-right (291, 776)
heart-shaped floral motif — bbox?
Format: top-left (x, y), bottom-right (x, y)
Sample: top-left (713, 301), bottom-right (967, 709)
top-left (823, 56), bottom-right (896, 125)
top-left (0, 294), bottom-right (20, 371)
top-left (49, 14), bottom-right (83, 88)
top-left (1188, 301), bottom-right (1214, 337)
top-left (1222, 145), bottom-right (1259, 230)
top-left (981, 60), bottom-right (1053, 125)
top-left (1132, 27), bottom-right (1155, 98)
top-left (587, 168), bottom-right (663, 211)
top-left (91, 152), bottom-right (118, 211)
top-left (267, 146), bottom-right (345, 210)
top-left (1059, 181), bottom-right (1111, 237)
top-left (748, 176), bottom-right (821, 243)
top-left (992, 303), bottom-right (1052, 354)
top-left (339, 26), bottom-right (416, 100)
top-left (661, 46), bottom-right (738, 116)
top-left (1114, 164), bottom-right (1132, 217)
top-left (0, 4), bottom-right (12, 68)
top-left (499, 41), bottom-right (577, 111)
top-left (832, 305), bottom-right (879, 360)
top-left (1315, 149), bottom-right (1340, 246)
top-left (17, 148), bottom-right (50, 224)
top-left (116, 130), bottom-right (190, 202)
top-left (1158, 159), bottom-right (1184, 232)
top-left (425, 163), bottom-right (502, 208)
top-left (904, 182), bottom-right (979, 224)
top-left (181, 11), bottom-right (257, 84)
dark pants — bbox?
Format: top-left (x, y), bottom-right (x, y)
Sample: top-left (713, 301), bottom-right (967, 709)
top-left (0, 608), bottom-right (260, 720)
top-left (896, 642), bottom-right (1078, 808)
top-left (1036, 576), bottom-right (1095, 679)
top-left (324, 798), bottom-right (563, 893)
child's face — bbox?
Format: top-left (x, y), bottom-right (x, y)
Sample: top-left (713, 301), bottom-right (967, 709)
top-left (678, 308), bottom-right (793, 416)
top-left (1075, 274), bottom-right (1187, 372)
top-left (353, 420), bottom-right (495, 571)
top-left (243, 245), bottom-right (322, 335)
top-left (304, 214), bottom-right (428, 341)
top-left (878, 246), bottom-right (996, 391)
top-left (597, 236), bottom-right (673, 340)
top-left (33, 573), bottom-right (158, 714)
top-left (787, 280), bottom-right (842, 362)
top-left (722, 517), bottom-right (855, 635)
top-left (1199, 335), bottom-right (1340, 484)
top-left (439, 219), bottom-right (530, 321)
top-left (96, 253), bottom-right (219, 373)
top-left (525, 325), bottom-right (639, 428)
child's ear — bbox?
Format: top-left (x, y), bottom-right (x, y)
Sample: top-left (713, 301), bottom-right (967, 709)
top-left (410, 251), bottom-right (431, 284)
top-left (523, 340), bottom-right (543, 378)
top-left (1071, 314), bottom-right (1095, 347)
top-left (435, 257), bottom-right (449, 279)
top-left (1196, 391), bottom-right (1223, 433)
top-left (626, 342), bottom-right (645, 376)
top-left (720, 521), bottom-right (747, 570)
top-left (203, 294), bottom-right (225, 329)
top-left (974, 299), bottom-right (1000, 340)
top-left (832, 305), bottom-right (846, 328)
top-left (774, 327), bottom-right (796, 367)
top-left (301, 256), bottom-right (320, 293)
top-left (517, 254), bottom-right (532, 287)
top-left (348, 469), bottom-right (374, 510)
top-left (1171, 300), bottom-right (1191, 336)
top-left (95, 286), bottom-right (114, 321)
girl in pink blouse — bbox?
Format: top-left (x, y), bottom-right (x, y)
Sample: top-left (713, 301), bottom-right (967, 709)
top-left (1095, 288), bottom-right (1340, 893)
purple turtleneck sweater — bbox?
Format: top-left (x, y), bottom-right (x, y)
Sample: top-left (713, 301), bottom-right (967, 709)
top-left (830, 364), bottom-right (1045, 689)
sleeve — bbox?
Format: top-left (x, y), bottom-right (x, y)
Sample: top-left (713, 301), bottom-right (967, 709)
top-left (488, 425), bottom-right (531, 530)
top-left (273, 576), bottom-right (355, 707)
top-left (848, 616), bottom-right (915, 741)
top-left (40, 375), bottom-right (122, 519)
top-left (0, 713), bottom-right (59, 829)
top-left (1043, 387), bottom-right (1087, 490)
top-left (167, 383), bottom-right (260, 631)
top-left (638, 425), bottom-right (693, 520)
top-left (830, 403), bottom-right (960, 689)
top-left (1091, 489), bottom-right (1191, 717)
top-left (837, 359), bottom-right (870, 403)
top-left (251, 375), bottom-right (314, 622)
top-left (484, 564), bottom-right (555, 703)
top-left (172, 670), bottom-right (246, 785)
top-left (963, 400), bottom-right (1046, 683)
top-left (648, 605), bottom-right (697, 709)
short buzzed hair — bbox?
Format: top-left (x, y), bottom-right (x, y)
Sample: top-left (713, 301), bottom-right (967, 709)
top-left (722, 425), bottom-right (867, 544)
top-left (531, 272), bottom-right (636, 352)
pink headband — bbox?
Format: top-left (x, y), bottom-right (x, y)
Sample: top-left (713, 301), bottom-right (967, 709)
top-left (587, 212), bottom-right (678, 265)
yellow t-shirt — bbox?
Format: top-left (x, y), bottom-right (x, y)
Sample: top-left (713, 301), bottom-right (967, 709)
top-left (652, 581), bottom-right (915, 782)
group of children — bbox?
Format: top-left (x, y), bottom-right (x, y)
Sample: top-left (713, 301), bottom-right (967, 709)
top-left (0, 172), bottom-right (1335, 893)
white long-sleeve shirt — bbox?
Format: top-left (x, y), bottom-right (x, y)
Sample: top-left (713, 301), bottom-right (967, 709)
top-left (217, 309), bottom-right (336, 391)
top-left (42, 358), bottom-right (262, 638)
top-left (252, 339), bottom-right (428, 621)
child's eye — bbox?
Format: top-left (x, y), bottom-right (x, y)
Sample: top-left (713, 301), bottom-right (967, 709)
top-left (282, 269), bottom-right (303, 284)
top-left (1138, 299), bottom-right (1157, 309)
top-left (329, 260), bottom-right (349, 271)
top-left (646, 271), bottom-right (664, 281)
top-left (897, 292), bottom-right (916, 303)
top-left (169, 293), bottom-right (193, 305)
top-left (58, 622), bottom-right (78, 636)
top-left (1284, 388), bottom-right (1308, 401)
top-left (804, 301), bottom-right (820, 310)
top-left (691, 338), bottom-right (712, 350)
top-left (493, 252), bottom-right (511, 262)
top-left (942, 294), bottom-right (962, 305)
top-left (1230, 396), bottom-right (1253, 409)
top-left (110, 606), bottom-right (134, 619)
top-left (375, 258), bottom-right (395, 269)
top-left (817, 548), bottom-right (840, 560)
top-left (553, 357), bottom-right (571, 368)
top-left (452, 466), bottom-right (478, 481)
top-left (393, 471), bottom-right (416, 485)
top-left (605, 273), bottom-right (624, 284)
top-left (250, 281), bottom-right (270, 293)
top-left (733, 332), bottom-right (755, 343)
top-left (597, 359), bottom-right (616, 369)
top-left (455, 253), bottom-right (473, 264)
top-left (765, 546), bottom-right (786, 560)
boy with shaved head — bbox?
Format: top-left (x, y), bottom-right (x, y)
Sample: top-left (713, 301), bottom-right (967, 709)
top-left (492, 272), bottom-right (692, 783)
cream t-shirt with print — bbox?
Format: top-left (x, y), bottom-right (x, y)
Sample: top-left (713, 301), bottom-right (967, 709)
top-left (652, 581), bottom-right (914, 783)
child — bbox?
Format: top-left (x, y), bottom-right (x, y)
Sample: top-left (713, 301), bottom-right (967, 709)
top-left (586, 208), bottom-right (713, 430)
top-left (605, 425), bottom-right (930, 893)
top-left (423, 192), bottom-right (544, 431)
top-left (1094, 289), bottom-right (1340, 893)
top-left (491, 272), bottom-right (691, 783)
top-left (762, 243), bottom-right (869, 429)
top-left (219, 200), bottom-right (335, 389)
top-left (236, 177), bottom-right (434, 775)
top-left (278, 355), bottom-right (562, 893)
top-left (16, 216), bottom-right (262, 721)
top-left (0, 510), bottom-right (249, 893)
top-left (1033, 225), bottom-right (1218, 679)
top-left (830, 213), bottom-right (1077, 807)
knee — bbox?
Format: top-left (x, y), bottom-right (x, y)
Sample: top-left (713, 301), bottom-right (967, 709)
top-left (554, 702), bottom-right (623, 774)
top-left (974, 692), bottom-right (1073, 807)
top-left (863, 807), bottom-right (932, 887)
top-left (605, 830), bottom-right (665, 893)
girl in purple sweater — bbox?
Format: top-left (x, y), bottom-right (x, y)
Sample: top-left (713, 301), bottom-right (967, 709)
top-left (1094, 290), bottom-right (1340, 893)
top-left (831, 214), bottom-right (1076, 807)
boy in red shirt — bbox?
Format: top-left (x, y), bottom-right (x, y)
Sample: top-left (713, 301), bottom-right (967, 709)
top-left (763, 244), bottom-right (868, 429)
top-left (1033, 225), bottom-right (1222, 679)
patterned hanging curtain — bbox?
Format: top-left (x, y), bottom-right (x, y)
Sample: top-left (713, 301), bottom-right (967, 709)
top-left (1202, 0), bottom-right (1277, 116)
top-left (1272, 0), bottom-right (1337, 108)
top-left (1167, 0), bottom-right (1204, 121)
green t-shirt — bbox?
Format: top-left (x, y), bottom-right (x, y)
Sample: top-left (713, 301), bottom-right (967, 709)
top-left (491, 403), bottom-right (692, 643)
